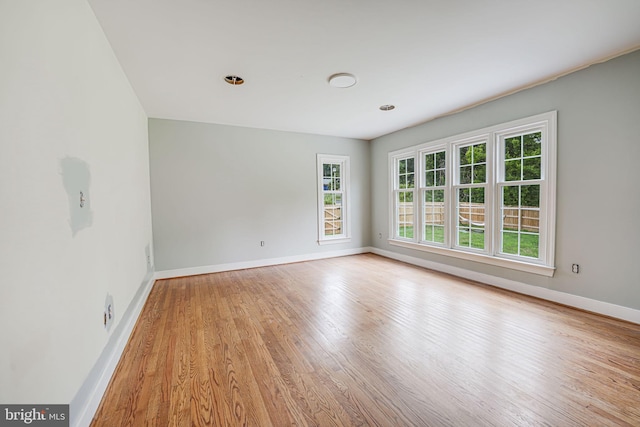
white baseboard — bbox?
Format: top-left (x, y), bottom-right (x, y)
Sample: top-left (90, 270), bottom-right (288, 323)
top-left (154, 247), bottom-right (371, 280)
top-left (70, 272), bottom-right (156, 427)
top-left (371, 247), bottom-right (640, 325)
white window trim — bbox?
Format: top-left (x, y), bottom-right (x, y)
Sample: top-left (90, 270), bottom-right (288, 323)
top-left (317, 154), bottom-right (351, 245)
top-left (390, 152), bottom-right (417, 243)
top-left (388, 111), bottom-right (557, 277)
top-left (417, 143), bottom-right (448, 247)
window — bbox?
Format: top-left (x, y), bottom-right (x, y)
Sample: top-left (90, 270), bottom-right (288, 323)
top-left (317, 154), bottom-right (350, 244)
top-left (393, 156), bottom-right (415, 239)
top-left (421, 150), bottom-right (446, 244)
top-left (455, 140), bottom-right (487, 251)
top-left (389, 112), bottom-right (557, 276)
top-left (499, 131), bottom-right (543, 259)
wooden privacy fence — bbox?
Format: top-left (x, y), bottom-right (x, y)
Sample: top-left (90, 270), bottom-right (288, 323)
top-left (502, 208), bottom-right (539, 232)
top-left (324, 205), bottom-right (342, 235)
top-left (398, 202), bottom-right (539, 232)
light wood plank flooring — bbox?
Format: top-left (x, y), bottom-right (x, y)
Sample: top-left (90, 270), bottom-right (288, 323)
top-left (91, 254), bottom-right (640, 426)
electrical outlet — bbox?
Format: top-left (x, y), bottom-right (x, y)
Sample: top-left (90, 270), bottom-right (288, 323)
top-left (571, 264), bottom-right (580, 274)
top-left (104, 294), bottom-right (115, 331)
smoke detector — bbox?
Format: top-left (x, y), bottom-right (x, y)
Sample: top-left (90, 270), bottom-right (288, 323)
top-left (328, 73), bottom-right (357, 88)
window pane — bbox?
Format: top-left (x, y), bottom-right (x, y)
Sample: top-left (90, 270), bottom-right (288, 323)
top-left (501, 184), bottom-right (540, 258)
top-left (399, 190), bottom-right (413, 203)
top-left (460, 165), bottom-right (472, 184)
top-left (333, 164), bottom-right (340, 178)
top-left (461, 143), bottom-right (485, 184)
top-left (473, 164), bottom-right (486, 184)
top-left (433, 225), bottom-right (445, 244)
top-left (459, 146), bottom-right (470, 165)
top-left (425, 190), bottom-right (434, 203)
top-left (505, 159), bottom-right (521, 181)
top-left (458, 188), bottom-right (470, 203)
top-left (457, 188), bottom-right (485, 250)
top-left (334, 178), bottom-right (341, 191)
top-left (424, 225), bottom-right (434, 241)
top-left (471, 187), bottom-right (485, 204)
top-left (505, 136), bottom-right (521, 159)
top-left (398, 157), bottom-right (416, 189)
top-left (473, 144), bottom-right (486, 163)
top-left (521, 184), bottom-right (540, 207)
top-left (323, 192), bottom-right (342, 237)
top-left (425, 153), bottom-right (434, 170)
top-left (523, 132), bottom-right (542, 157)
top-left (503, 185), bottom-right (518, 207)
top-left (397, 191), bottom-right (414, 239)
top-left (407, 158), bottom-right (415, 173)
top-left (423, 189), bottom-right (445, 244)
top-left (407, 173), bottom-right (415, 188)
top-left (502, 231), bottom-right (519, 254)
top-left (424, 150), bottom-right (445, 188)
top-left (521, 233), bottom-right (539, 258)
top-left (425, 171), bottom-right (435, 187)
top-left (523, 157), bottom-right (541, 180)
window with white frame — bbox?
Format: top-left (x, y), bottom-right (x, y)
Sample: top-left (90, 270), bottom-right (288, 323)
top-left (317, 154), bottom-right (350, 244)
top-left (393, 156), bottom-right (415, 239)
top-left (421, 149), bottom-right (446, 244)
top-left (389, 112), bottom-right (557, 276)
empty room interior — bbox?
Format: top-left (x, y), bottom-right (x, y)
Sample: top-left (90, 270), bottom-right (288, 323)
top-left (2, 1), bottom-right (640, 426)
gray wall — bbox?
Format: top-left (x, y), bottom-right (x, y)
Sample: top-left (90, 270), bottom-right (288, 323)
top-left (371, 49), bottom-right (640, 310)
top-left (0, 0), bottom-right (153, 403)
top-left (149, 119), bottom-right (371, 271)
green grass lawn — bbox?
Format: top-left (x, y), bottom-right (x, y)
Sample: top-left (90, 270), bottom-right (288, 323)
top-left (398, 225), bottom-right (539, 258)
top-left (501, 231), bottom-right (539, 258)
top-left (457, 229), bottom-right (485, 249)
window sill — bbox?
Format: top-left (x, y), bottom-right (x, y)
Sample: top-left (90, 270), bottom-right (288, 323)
top-left (318, 237), bottom-right (352, 246)
top-left (388, 239), bottom-right (555, 277)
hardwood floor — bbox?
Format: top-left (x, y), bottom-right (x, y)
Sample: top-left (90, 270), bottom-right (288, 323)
top-left (91, 254), bottom-right (640, 426)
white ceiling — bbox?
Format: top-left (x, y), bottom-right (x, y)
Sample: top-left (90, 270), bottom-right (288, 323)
top-left (87, 0), bottom-right (640, 140)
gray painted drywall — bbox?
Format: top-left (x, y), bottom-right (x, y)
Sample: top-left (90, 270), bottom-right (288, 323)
top-left (149, 119), bottom-right (371, 271)
top-left (60, 157), bottom-right (93, 236)
top-left (371, 49), bottom-right (640, 310)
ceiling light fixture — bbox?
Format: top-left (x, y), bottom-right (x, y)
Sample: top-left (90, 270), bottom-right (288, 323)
top-left (224, 75), bottom-right (244, 85)
top-left (328, 73), bottom-right (357, 88)
top-left (379, 104), bottom-right (395, 111)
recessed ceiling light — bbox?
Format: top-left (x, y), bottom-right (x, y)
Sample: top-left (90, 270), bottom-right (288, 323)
top-left (224, 75), bottom-right (244, 85)
top-left (328, 73), bottom-right (357, 88)
top-left (379, 104), bottom-right (395, 111)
